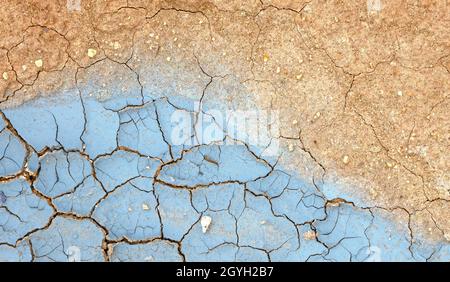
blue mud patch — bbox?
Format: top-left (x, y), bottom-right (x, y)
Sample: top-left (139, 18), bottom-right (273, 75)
top-left (0, 84), bottom-right (449, 262)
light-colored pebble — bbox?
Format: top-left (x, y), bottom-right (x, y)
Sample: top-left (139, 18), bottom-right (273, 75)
top-left (87, 48), bottom-right (97, 58)
top-left (201, 215), bottom-right (212, 233)
top-left (342, 155), bottom-right (350, 164)
top-left (288, 144), bottom-right (294, 152)
top-left (34, 59), bottom-right (43, 68)
top-left (303, 230), bottom-right (316, 240)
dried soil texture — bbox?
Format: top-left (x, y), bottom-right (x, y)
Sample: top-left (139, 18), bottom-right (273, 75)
top-left (0, 0), bottom-right (449, 261)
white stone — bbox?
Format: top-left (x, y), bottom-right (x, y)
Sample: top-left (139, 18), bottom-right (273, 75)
top-left (288, 144), bottom-right (294, 152)
top-left (34, 59), bottom-right (43, 68)
top-left (342, 155), bottom-right (350, 164)
top-left (201, 215), bottom-right (212, 233)
top-left (87, 48), bottom-right (97, 58)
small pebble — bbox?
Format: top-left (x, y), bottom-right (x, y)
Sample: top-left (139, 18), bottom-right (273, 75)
top-left (87, 48), bottom-right (97, 58)
top-left (342, 155), bottom-right (350, 164)
top-left (142, 203), bottom-right (150, 210)
top-left (303, 230), bottom-right (316, 240)
top-left (201, 215), bottom-right (212, 233)
top-left (34, 59), bottom-right (43, 68)
top-left (2, 72), bottom-right (8, 80)
top-left (288, 144), bottom-right (294, 152)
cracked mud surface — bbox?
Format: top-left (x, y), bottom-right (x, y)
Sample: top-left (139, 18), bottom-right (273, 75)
top-left (0, 0), bottom-right (449, 261)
